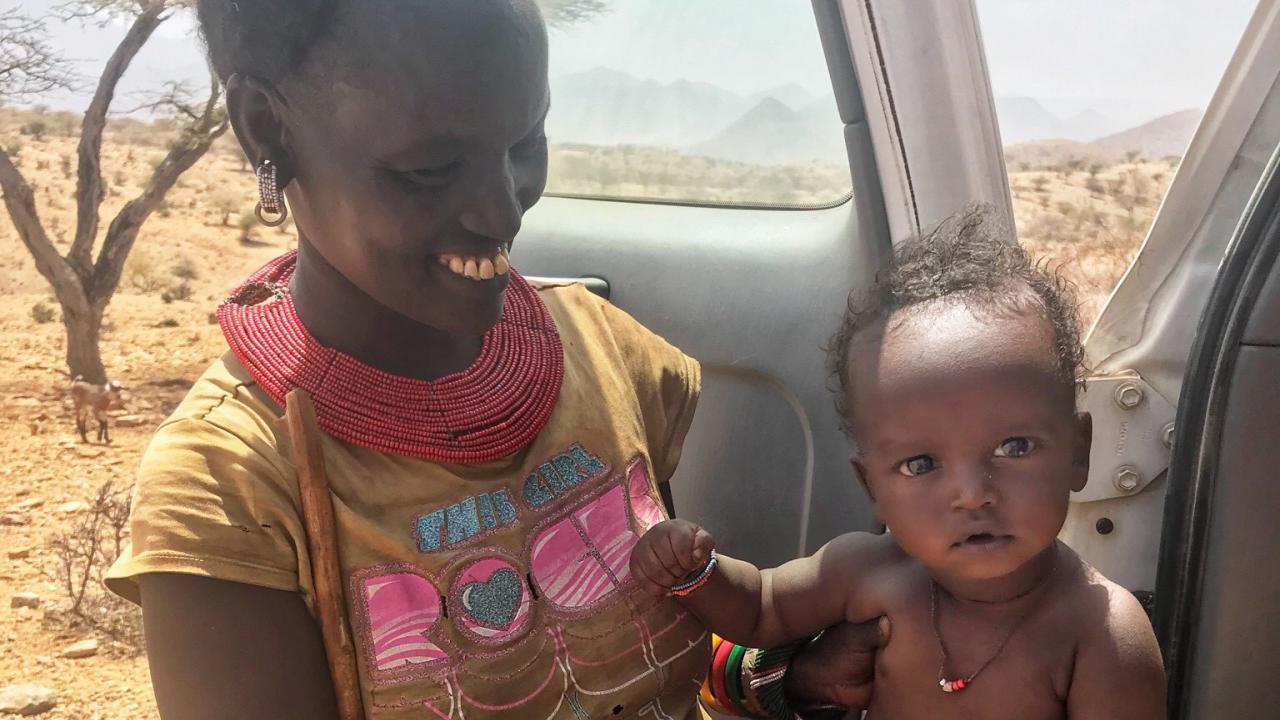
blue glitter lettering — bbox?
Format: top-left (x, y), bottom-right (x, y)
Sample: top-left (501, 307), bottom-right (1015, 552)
top-left (553, 454), bottom-right (584, 490)
top-left (446, 497), bottom-right (480, 545)
top-left (477, 493), bottom-right (497, 530)
top-left (492, 489), bottom-right (518, 525)
top-left (541, 461), bottom-right (570, 494)
top-left (523, 472), bottom-right (553, 507)
top-left (570, 444), bottom-right (606, 476)
top-left (415, 510), bottom-right (445, 552)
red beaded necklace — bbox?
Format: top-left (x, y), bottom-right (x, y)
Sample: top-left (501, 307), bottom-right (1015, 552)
top-left (218, 251), bottom-right (564, 463)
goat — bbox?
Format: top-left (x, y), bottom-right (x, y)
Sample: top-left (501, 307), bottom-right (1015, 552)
top-left (69, 376), bottom-right (124, 444)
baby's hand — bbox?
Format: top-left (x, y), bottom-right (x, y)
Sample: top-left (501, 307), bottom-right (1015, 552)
top-left (630, 519), bottom-right (716, 596)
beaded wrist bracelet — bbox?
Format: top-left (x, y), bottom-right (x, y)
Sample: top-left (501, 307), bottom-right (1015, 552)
top-left (670, 551), bottom-right (718, 597)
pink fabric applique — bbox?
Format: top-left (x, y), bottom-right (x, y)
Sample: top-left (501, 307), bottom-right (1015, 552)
top-left (530, 483), bottom-right (635, 612)
top-left (625, 458), bottom-right (666, 530)
top-left (361, 572), bottom-right (448, 671)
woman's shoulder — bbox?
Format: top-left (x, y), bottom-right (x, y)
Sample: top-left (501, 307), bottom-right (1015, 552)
top-left (532, 278), bottom-right (694, 366)
top-left (106, 352), bottom-right (305, 604)
top-left (144, 351), bottom-right (292, 477)
top-left (531, 279), bottom-right (628, 331)
top-left (532, 280), bottom-right (700, 484)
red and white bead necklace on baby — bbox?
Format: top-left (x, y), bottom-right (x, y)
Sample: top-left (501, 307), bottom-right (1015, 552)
top-left (931, 551), bottom-right (1059, 693)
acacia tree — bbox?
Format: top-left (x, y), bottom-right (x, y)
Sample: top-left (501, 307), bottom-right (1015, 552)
top-left (2, 0), bottom-right (603, 384)
top-left (0, 0), bottom-right (228, 384)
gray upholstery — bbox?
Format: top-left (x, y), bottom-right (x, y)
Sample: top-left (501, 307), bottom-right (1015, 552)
top-left (1244, 263), bottom-right (1280, 344)
top-left (1185, 343), bottom-right (1280, 714)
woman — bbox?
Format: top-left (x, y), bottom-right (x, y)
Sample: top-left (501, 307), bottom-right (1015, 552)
top-left (106, 1), bottom-right (882, 718)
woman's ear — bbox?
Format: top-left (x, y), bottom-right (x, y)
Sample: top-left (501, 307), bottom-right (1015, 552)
top-left (225, 73), bottom-right (293, 180)
top-left (1071, 412), bottom-right (1093, 492)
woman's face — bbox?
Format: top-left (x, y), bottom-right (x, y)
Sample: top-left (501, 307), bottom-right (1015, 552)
top-left (278, 1), bottom-right (550, 336)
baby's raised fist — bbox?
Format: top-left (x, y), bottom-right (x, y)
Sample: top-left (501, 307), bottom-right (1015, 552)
top-left (630, 519), bottom-right (716, 597)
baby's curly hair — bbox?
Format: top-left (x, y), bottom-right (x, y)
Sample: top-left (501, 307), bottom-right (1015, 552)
top-left (828, 202), bottom-right (1085, 439)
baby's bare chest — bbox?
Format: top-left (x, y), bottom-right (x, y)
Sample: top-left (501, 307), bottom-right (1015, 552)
top-left (863, 595), bottom-right (1075, 720)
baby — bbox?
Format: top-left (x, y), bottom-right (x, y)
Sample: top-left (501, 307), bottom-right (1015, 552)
top-left (632, 205), bottom-right (1165, 719)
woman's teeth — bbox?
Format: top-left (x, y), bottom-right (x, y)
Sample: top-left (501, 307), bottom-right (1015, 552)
top-left (439, 248), bottom-right (510, 281)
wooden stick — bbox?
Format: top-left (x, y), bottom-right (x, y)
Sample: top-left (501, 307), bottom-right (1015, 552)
top-left (283, 388), bottom-right (364, 720)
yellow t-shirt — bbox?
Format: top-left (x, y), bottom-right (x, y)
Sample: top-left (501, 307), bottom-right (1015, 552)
top-left (107, 282), bottom-right (710, 720)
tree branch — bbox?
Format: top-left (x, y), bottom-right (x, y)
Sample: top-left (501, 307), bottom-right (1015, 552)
top-left (68, 1), bottom-right (167, 276)
top-left (537, 0), bottom-right (609, 27)
top-left (0, 10), bottom-right (76, 100)
top-left (55, 0), bottom-right (183, 26)
top-left (0, 150), bottom-right (90, 311)
top-left (120, 80), bottom-right (204, 120)
top-left (91, 76), bottom-right (229, 304)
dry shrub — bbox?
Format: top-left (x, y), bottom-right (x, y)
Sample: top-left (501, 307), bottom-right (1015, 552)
top-left (172, 254), bottom-right (200, 281)
top-left (30, 299), bottom-right (56, 324)
top-left (124, 249), bottom-right (166, 293)
top-left (161, 281), bottom-right (193, 304)
top-left (45, 481), bottom-right (143, 650)
top-left (238, 209), bottom-right (258, 242)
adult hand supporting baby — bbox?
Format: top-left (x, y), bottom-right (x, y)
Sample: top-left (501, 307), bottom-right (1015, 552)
top-left (784, 616), bottom-right (889, 717)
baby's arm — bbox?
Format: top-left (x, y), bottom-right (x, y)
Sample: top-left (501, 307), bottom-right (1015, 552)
top-left (1065, 586), bottom-right (1166, 719)
top-left (629, 519), bottom-right (883, 648)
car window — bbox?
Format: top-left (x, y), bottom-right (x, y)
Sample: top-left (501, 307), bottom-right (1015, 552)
top-left (543, 1), bottom-right (851, 209)
top-left (976, 0), bottom-right (1258, 324)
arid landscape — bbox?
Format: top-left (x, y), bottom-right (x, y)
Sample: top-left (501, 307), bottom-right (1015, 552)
top-left (0, 103), bottom-right (1177, 717)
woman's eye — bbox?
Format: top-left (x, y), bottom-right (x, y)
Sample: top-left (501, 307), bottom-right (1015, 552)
top-left (994, 437), bottom-right (1036, 458)
top-left (399, 163), bottom-right (459, 187)
top-left (897, 455), bottom-right (937, 477)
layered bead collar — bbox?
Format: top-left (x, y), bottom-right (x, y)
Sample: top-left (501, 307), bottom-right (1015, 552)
top-left (218, 251), bottom-right (564, 463)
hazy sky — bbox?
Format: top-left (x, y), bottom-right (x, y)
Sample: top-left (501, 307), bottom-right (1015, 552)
top-left (978, 0), bottom-right (1259, 122)
top-left (4, 0), bottom-right (1260, 126)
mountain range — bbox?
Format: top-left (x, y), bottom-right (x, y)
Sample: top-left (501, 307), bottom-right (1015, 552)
top-left (549, 69), bottom-right (1202, 166)
top-left (1095, 109), bottom-right (1204, 158)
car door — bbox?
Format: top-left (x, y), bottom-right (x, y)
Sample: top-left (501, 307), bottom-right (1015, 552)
top-left (524, 0), bottom-right (1280, 716)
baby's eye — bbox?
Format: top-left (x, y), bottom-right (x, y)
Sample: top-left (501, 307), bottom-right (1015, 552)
top-left (897, 455), bottom-right (937, 477)
top-left (994, 437), bottom-right (1036, 458)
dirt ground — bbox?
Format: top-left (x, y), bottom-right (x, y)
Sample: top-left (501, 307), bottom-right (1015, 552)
top-left (0, 130), bottom-right (285, 717)
top-left (0, 126), bottom-right (1163, 716)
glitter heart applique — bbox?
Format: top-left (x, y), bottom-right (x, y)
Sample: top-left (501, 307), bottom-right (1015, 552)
top-left (460, 568), bottom-right (523, 628)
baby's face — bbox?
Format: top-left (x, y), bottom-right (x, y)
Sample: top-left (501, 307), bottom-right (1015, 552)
top-left (845, 300), bottom-right (1090, 591)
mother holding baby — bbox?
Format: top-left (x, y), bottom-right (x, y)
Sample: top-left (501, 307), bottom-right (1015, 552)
top-left (104, 1), bottom-right (884, 718)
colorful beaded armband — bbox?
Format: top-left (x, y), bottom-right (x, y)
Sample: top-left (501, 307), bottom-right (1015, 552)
top-left (670, 551), bottom-right (718, 597)
top-left (699, 635), bottom-right (805, 719)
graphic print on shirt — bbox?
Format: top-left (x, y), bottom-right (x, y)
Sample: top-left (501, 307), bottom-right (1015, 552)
top-left (449, 553), bottom-right (533, 645)
top-left (413, 488), bottom-right (521, 553)
top-left (351, 564), bottom-right (449, 682)
top-left (521, 444), bottom-right (610, 510)
top-left (352, 449), bottom-right (708, 719)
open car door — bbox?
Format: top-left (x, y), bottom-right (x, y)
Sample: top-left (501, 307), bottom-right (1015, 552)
top-left (523, 0), bottom-right (1279, 716)
top-left (1075, 2), bottom-right (1280, 715)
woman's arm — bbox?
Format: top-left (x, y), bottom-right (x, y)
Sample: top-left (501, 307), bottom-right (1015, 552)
top-left (140, 574), bottom-right (341, 720)
top-left (782, 617), bottom-right (889, 717)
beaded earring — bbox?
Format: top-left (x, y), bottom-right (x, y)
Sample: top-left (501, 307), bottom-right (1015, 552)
top-left (254, 159), bottom-right (289, 227)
